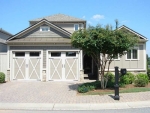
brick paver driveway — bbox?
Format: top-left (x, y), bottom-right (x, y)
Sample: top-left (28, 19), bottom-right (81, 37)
top-left (0, 81), bottom-right (150, 103)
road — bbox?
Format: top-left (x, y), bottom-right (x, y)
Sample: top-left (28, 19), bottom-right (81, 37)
top-left (0, 108), bottom-right (150, 113)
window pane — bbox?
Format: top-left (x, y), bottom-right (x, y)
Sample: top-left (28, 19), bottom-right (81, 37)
top-left (133, 49), bottom-right (138, 59)
top-left (127, 50), bottom-right (131, 59)
top-left (66, 52), bottom-right (76, 57)
top-left (41, 27), bottom-right (49, 31)
top-left (75, 24), bottom-right (79, 31)
top-left (114, 55), bottom-right (118, 59)
top-left (15, 52), bottom-right (25, 57)
top-left (30, 52), bottom-right (39, 57)
top-left (51, 52), bottom-right (61, 57)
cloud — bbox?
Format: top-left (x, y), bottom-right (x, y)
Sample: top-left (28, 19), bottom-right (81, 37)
top-left (82, 16), bottom-right (85, 19)
top-left (91, 14), bottom-right (105, 21)
top-left (121, 20), bottom-right (128, 24)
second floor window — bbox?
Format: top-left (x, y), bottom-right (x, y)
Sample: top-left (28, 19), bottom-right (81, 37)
top-left (127, 48), bottom-right (138, 60)
top-left (74, 24), bottom-right (79, 31)
top-left (40, 26), bottom-right (50, 31)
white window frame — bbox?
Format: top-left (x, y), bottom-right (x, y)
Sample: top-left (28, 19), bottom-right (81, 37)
top-left (126, 46), bottom-right (139, 60)
top-left (40, 26), bottom-right (50, 31)
top-left (74, 24), bottom-right (79, 31)
top-left (106, 54), bottom-right (120, 61)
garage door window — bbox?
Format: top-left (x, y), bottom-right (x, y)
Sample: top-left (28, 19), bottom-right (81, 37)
top-left (30, 52), bottom-right (40, 57)
top-left (66, 52), bottom-right (76, 57)
top-left (51, 52), bottom-right (61, 57)
top-left (15, 52), bottom-right (25, 57)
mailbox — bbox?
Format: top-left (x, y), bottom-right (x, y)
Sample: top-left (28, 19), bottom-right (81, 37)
top-left (120, 68), bottom-right (127, 75)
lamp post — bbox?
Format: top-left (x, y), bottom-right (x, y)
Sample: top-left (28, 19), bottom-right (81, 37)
top-left (114, 66), bottom-right (119, 100)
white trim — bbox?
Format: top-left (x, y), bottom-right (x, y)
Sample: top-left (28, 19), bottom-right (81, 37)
top-left (7, 19), bottom-right (71, 41)
top-left (74, 24), bottom-right (79, 31)
top-left (143, 43), bottom-right (146, 71)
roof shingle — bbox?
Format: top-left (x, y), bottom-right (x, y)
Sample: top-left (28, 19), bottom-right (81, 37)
top-left (30, 14), bottom-right (86, 22)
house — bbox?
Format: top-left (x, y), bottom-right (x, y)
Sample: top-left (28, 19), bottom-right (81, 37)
top-left (0, 28), bottom-right (12, 77)
top-left (0, 28), bottom-right (12, 52)
top-left (5, 14), bottom-right (148, 81)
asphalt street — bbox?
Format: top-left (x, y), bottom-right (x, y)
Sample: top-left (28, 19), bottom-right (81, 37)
top-left (0, 108), bottom-right (150, 113)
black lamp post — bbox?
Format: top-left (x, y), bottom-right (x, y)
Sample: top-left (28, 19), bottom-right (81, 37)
top-left (114, 66), bottom-right (119, 100)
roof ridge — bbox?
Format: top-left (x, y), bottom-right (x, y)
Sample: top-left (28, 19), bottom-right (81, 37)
top-left (30, 13), bottom-right (86, 22)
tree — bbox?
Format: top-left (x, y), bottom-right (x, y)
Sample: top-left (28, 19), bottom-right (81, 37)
top-left (71, 21), bottom-right (138, 89)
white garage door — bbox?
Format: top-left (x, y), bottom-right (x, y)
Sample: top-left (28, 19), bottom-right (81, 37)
top-left (13, 52), bottom-right (41, 80)
top-left (48, 51), bottom-right (79, 81)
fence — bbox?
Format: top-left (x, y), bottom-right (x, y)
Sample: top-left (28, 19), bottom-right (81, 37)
top-left (0, 53), bottom-right (7, 77)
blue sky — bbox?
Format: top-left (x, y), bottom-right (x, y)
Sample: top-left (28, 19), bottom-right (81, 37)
top-left (0, 0), bottom-right (150, 55)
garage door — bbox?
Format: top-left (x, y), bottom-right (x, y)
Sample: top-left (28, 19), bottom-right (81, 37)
top-left (48, 51), bottom-right (79, 81)
top-left (13, 52), bottom-right (41, 80)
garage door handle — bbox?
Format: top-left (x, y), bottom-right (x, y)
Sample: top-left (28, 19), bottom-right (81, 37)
top-left (26, 64), bottom-right (28, 68)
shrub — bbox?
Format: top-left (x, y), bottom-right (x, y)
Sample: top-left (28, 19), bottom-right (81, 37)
top-left (0, 72), bottom-right (5, 83)
top-left (147, 69), bottom-right (150, 80)
top-left (134, 73), bottom-right (149, 87)
top-left (104, 72), bottom-right (115, 88)
top-left (78, 81), bottom-right (101, 93)
top-left (120, 72), bottom-right (135, 84)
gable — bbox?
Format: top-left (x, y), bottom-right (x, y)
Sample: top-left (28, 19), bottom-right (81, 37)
top-left (7, 19), bottom-right (72, 44)
top-left (118, 25), bottom-right (148, 42)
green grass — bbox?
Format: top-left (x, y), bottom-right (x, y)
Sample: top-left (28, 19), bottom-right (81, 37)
top-left (80, 87), bottom-right (150, 95)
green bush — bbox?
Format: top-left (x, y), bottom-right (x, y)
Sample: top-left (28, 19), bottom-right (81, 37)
top-left (104, 72), bottom-right (115, 88)
top-left (0, 72), bottom-right (5, 83)
top-left (120, 72), bottom-right (135, 84)
top-left (134, 73), bottom-right (149, 87)
top-left (78, 81), bottom-right (101, 93)
top-left (147, 69), bottom-right (150, 80)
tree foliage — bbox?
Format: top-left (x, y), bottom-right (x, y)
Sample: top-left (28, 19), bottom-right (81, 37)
top-left (71, 22), bottom-right (138, 89)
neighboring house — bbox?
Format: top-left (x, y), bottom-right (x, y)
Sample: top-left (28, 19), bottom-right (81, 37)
top-left (0, 28), bottom-right (12, 77)
top-left (6, 14), bottom-right (148, 81)
top-left (0, 28), bottom-right (12, 52)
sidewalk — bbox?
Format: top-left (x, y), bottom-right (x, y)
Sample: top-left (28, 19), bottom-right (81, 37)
top-left (0, 101), bottom-right (150, 110)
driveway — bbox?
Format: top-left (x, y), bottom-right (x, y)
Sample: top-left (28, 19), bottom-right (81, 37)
top-left (0, 81), bottom-right (150, 103)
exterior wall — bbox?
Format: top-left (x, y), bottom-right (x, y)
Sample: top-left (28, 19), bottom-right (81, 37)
top-left (9, 45), bottom-right (81, 81)
top-left (0, 43), bottom-right (7, 52)
top-left (55, 23), bottom-right (84, 33)
top-left (0, 53), bottom-right (7, 80)
top-left (105, 44), bottom-right (146, 72)
top-left (21, 25), bottom-right (69, 38)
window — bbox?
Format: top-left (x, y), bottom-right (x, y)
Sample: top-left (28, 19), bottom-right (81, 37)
top-left (15, 52), bottom-right (25, 57)
top-left (30, 52), bottom-right (39, 57)
top-left (107, 54), bottom-right (119, 60)
top-left (51, 52), bottom-right (61, 57)
top-left (127, 48), bottom-right (138, 60)
top-left (74, 24), bottom-right (79, 31)
top-left (66, 52), bottom-right (76, 57)
top-left (40, 26), bottom-right (50, 31)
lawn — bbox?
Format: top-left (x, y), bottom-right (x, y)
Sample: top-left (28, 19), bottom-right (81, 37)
top-left (78, 83), bottom-right (150, 95)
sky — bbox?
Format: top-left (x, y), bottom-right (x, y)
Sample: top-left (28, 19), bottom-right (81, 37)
top-left (0, 0), bottom-right (150, 55)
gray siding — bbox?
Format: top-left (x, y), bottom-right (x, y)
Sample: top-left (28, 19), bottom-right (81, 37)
top-left (106, 45), bottom-right (145, 70)
top-left (10, 46), bottom-right (75, 68)
top-left (20, 25), bottom-right (69, 38)
top-left (0, 43), bottom-right (7, 52)
top-left (55, 23), bottom-right (83, 33)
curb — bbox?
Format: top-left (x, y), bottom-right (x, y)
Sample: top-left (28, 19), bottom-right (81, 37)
top-left (0, 101), bottom-right (150, 110)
